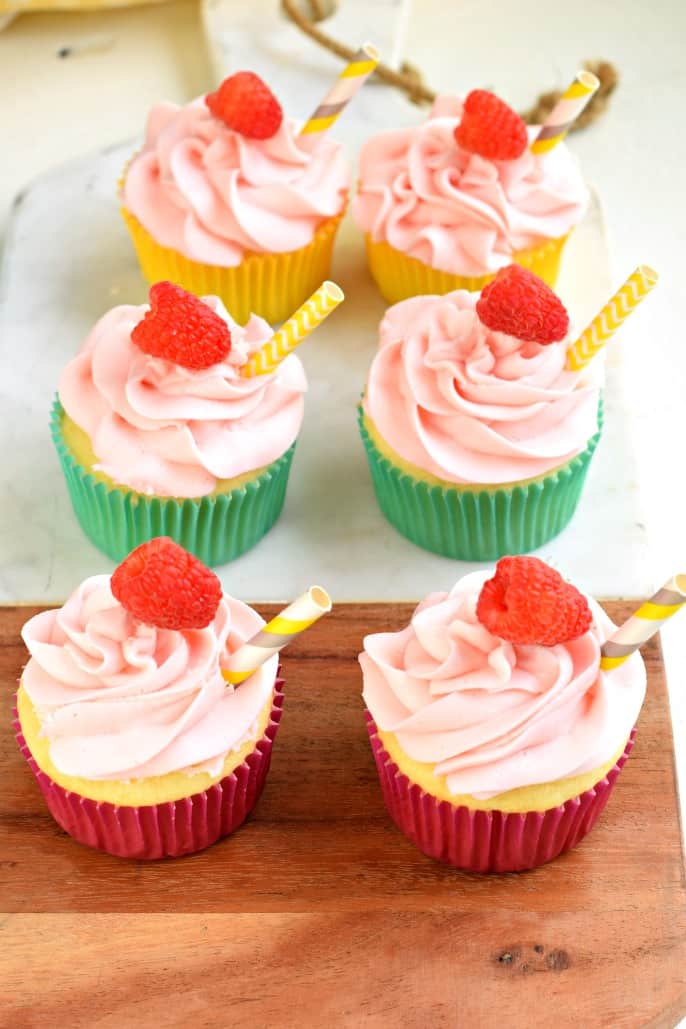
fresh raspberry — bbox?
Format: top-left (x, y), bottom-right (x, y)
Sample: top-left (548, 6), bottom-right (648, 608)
top-left (205, 71), bottom-right (283, 140)
top-left (454, 89), bottom-right (528, 161)
top-left (476, 556), bottom-right (593, 647)
top-left (111, 538), bottom-right (223, 631)
top-left (476, 265), bottom-right (569, 344)
top-left (131, 282), bottom-right (232, 370)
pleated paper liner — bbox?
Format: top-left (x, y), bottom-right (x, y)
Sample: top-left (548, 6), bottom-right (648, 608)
top-left (121, 205), bottom-right (344, 325)
top-left (364, 232), bottom-right (569, 304)
top-left (358, 404), bottom-right (602, 561)
top-left (51, 399), bottom-right (295, 566)
top-left (366, 712), bottom-right (635, 874)
top-left (13, 680), bottom-right (284, 860)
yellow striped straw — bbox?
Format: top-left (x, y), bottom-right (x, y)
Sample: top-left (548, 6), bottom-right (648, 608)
top-left (600, 576), bottom-right (686, 671)
top-left (566, 265), bottom-right (658, 372)
top-left (530, 70), bottom-right (599, 155)
top-left (222, 587), bottom-right (332, 686)
top-left (300, 43), bottom-right (380, 139)
top-left (242, 280), bottom-right (344, 378)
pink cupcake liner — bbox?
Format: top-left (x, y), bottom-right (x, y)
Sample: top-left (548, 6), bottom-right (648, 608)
top-left (13, 679), bottom-right (284, 860)
top-left (366, 711), bottom-right (635, 874)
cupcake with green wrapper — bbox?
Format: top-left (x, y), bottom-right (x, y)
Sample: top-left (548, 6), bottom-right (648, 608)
top-left (54, 279), bottom-right (342, 565)
top-left (359, 264), bottom-right (623, 560)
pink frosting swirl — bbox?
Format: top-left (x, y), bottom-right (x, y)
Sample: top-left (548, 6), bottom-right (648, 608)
top-left (58, 296), bottom-right (306, 497)
top-left (363, 288), bottom-right (600, 484)
top-left (360, 571), bottom-right (645, 799)
top-left (353, 95), bottom-right (588, 276)
top-left (21, 575), bottom-right (277, 781)
top-left (122, 98), bottom-right (349, 266)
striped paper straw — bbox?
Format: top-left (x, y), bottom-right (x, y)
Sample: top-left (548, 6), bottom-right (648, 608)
top-left (530, 70), bottom-right (600, 155)
top-left (566, 265), bottom-right (658, 372)
top-left (600, 576), bottom-right (686, 671)
top-left (242, 281), bottom-right (344, 378)
top-left (222, 587), bottom-right (332, 685)
top-left (299, 43), bottom-right (380, 139)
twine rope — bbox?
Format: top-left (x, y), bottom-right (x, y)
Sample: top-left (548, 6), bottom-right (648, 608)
top-left (281, 1), bottom-right (618, 127)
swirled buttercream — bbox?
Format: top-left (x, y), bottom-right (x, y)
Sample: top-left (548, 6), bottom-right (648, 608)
top-left (353, 95), bottom-right (588, 276)
top-left (363, 288), bottom-right (600, 484)
top-left (21, 575), bottom-right (276, 781)
top-left (122, 98), bottom-right (349, 266)
top-left (360, 571), bottom-right (645, 799)
top-left (58, 295), bottom-right (306, 497)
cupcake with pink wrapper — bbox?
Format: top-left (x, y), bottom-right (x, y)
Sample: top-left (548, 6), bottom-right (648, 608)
top-left (14, 537), bottom-right (331, 859)
top-left (53, 279), bottom-right (343, 565)
top-left (360, 556), bottom-right (685, 874)
top-left (120, 48), bottom-right (377, 323)
top-left (353, 72), bottom-right (599, 303)
top-left (359, 263), bottom-right (658, 560)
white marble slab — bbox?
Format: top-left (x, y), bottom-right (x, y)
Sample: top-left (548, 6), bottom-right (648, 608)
top-left (0, 142), bottom-right (652, 604)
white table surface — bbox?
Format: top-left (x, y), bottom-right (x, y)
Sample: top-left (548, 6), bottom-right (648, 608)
top-left (1, 0), bottom-right (685, 942)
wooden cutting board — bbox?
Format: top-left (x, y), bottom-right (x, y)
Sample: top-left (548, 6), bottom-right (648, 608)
top-left (1, 602), bottom-right (685, 1028)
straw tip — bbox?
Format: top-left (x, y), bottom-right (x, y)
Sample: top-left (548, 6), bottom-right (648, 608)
top-left (637, 264), bottom-right (659, 286)
top-left (309, 585), bottom-right (333, 613)
top-left (577, 69), bottom-right (600, 91)
top-left (361, 42), bottom-right (380, 61)
top-left (672, 574), bottom-right (686, 596)
top-left (323, 280), bottom-right (345, 302)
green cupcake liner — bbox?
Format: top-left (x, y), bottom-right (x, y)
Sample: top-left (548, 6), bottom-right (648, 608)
top-left (51, 399), bottom-right (295, 566)
top-left (358, 402), bottom-right (603, 561)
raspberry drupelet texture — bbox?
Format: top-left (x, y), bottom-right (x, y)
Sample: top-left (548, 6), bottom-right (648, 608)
top-left (476, 556), bottom-right (593, 646)
top-left (476, 265), bottom-right (570, 344)
top-left (111, 537), bottom-right (223, 631)
top-left (454, 90), bottom-right (529, 162)
top-left (131, 282), bottom-right (232, 370)
top-left (205, 71), bottom-right (283, 140)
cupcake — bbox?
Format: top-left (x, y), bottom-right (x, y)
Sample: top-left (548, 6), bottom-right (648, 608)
top-left (120, 72), bottom-right (349, 324)
top-left (359, 265), bottom-right (602, 560)
top-left (54, 281), bottom-right (306, 565)
top-left (353, 90), bottom-right (588, 303)
top-left (14, 538), bottom-right (284, 859)
top-left (360, 557), bottom-right (645, 873)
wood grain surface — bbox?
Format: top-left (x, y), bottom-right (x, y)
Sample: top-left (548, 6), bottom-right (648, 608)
top-left (1, 602), bottom-right (685, 1028)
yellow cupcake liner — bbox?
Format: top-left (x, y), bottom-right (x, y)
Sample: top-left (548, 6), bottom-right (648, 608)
top-left (121, 205), bottom-right (345, 325)
top-left (364, 232), bottom-right (569, 304)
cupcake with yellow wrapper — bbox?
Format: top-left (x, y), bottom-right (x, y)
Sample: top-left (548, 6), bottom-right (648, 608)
top-left (15, 538), bottom-right (284, 859)
top-left (359, 265), bottom-right (604, 560)
top-left (53, 280), bottom-right (311, 565)
top-left (120, 60), bottom-right (371, 324)
top-left (353, 82), bottom-right (595, 303)
top-left (360, 557), bottom-right (649, 873)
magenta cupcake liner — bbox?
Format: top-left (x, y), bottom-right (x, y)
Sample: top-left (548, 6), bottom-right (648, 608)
top-left (366, 711), bottom-right (635, 874)
top-left (13, 679), bottom-right (284, 860)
